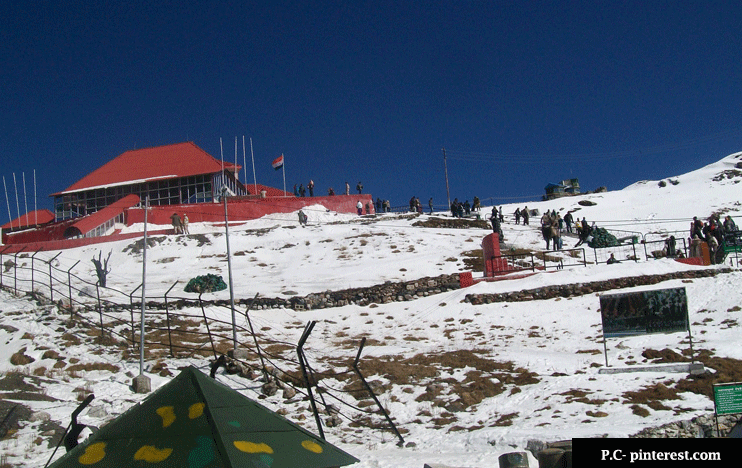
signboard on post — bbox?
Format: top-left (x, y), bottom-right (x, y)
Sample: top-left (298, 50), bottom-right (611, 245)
top-left (599, 287), bottom-right (689, 338)
top-left (599, 287), bottom-right (691, 366)
top-left (713, 382), bottom-right (742, 416)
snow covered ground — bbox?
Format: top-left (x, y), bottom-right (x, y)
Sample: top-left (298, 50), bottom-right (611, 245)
top-left (1, 152), bottom-right (741, 467)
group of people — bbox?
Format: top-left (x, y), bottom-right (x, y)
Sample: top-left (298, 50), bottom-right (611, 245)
top-left (169, 212), bottom-right (189, 234)
top-left (376, 198), bottom-right (391, 213)
top-left (540, 211), bottom-right (563, 250)
top-left (293, 180), bottom-right (365, 198)
top-left (450, 198), bottom-right (490, 218)
top-left (691, 214), bottom-right (738, 262)
top-left (513, 207), bottom-right (530, 225)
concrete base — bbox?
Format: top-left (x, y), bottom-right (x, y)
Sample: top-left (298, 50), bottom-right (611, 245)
top-left (599, 362), bottom-right (705, 375)
top-left (132, 374), bottom-right (152, 394)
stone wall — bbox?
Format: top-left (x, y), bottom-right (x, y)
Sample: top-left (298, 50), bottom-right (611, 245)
top-left (464, 268), bottom-right (730, 305)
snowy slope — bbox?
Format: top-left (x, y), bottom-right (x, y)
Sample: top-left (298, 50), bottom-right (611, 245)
top-left (1, 151), bottom-right (741, 467)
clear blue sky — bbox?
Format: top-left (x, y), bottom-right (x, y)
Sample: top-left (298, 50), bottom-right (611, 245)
top-left (2, 1), bottom-right (741, 222)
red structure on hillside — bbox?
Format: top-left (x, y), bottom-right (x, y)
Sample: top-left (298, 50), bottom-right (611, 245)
top-left (2, 142), bottom-right (373, 250)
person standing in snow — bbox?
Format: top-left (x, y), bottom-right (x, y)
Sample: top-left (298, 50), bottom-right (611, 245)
top-left (356, 182), bottom-right (363, 194)
top-left (356, 200), bottom-right (363, 215)
top-left (522, 207), bottom-right (529, 225)
top-left (170, 213), bottom-right (183, 234)
top-left (345, 182), bottom-right (350, 196)
top-left (429, 197), bottom-right (434, 214)
top-left (541, 212), bottom-right (553, 250)
top-left (564, 212), bottom-right (573, 233)
top-left (182, 214), bottom-right (189, 234)
top-left (308, 180), bottom-right (315, 197)
top-left (724, 215), bottom-right (737, 232)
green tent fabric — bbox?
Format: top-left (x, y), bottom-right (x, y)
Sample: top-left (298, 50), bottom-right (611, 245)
top-left (587, 227), bottom-right (620, 248)
top-left (184, 274), bottom-right (228, 293)
top-left (49, 366), bottom-right (359, 468)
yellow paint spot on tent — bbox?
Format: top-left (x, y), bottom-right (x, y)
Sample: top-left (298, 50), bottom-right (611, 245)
top-left (233, 441), bottom-right (274, 454)
top-left (301, 440), bottom-right (323, 454)
top-left (78, 442), bottom-right (106, 465)
top-left (156, 406), bottom-right (176, 428)
top-left (189, 402), bottom-right (205, 419)
top-left (134, 445), bottom-right (174, 463)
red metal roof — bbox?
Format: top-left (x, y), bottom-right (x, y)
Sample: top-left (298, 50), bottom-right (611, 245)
top-left (1, 209), bottom-right (55, 230)
top-left (64, 194), bottom-right (140, 238)
top-left (53, 142), bottom-right (239, 196)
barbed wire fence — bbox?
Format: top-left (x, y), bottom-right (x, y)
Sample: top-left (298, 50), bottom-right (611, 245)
top-left (0, 249), bottom-right (405, 445)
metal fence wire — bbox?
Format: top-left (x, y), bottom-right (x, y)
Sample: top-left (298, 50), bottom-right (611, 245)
top-left (0, 249), bottom-right (403, 443)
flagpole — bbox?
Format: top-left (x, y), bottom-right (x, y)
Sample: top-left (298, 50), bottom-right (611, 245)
top-left (241, 136), bottom-right (247, 191)
top-left (249, 137), bottom-right (257, 195)
top-left (281, 154), bottom-right (287, 196)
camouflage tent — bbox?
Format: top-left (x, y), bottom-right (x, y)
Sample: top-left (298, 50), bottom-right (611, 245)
top-left (49, 366), bottom-right (359, 468)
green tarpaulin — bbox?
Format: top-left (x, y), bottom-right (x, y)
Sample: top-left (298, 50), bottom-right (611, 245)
top-left (49, 366), bottom-right (359, 468)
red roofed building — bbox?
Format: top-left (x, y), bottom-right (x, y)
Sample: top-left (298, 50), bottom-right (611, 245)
top-left (1, 209), bottom-right (55, 231)
top-left (51, 142), bottom-right (247, 220)
top-left (2, 141), bottom-right (373, 250)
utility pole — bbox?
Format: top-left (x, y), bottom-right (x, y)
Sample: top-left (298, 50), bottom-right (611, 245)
top-left (442, 147), bottom-right (451, 209)
top-left (133, 197), bottom-right (151, 393)
top-left (222, 187), bottom-right (238, 350)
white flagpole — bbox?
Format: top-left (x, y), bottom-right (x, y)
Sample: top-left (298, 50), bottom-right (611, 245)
top-left (234, 136), bottom-right (238, 181)
top-left (33, 169), bottom-right (37, 225)
top-left (3, 176), bottom-right (12, 229)
top-left (241, 135), bottom-right (247, 192)
top-left (250, 137), bottom-right (257, 195)
top-left (22, 173), bottom-right (28, 222)
top-left (12, 173), bottom-right (20, 226)
top-left (219, 138), bottom-right (224, 197)
top-left (281, 154), bottom-right (287, 196)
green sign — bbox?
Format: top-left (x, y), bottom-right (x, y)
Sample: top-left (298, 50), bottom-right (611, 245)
top-left (713, 382), bottom-right (742, 416)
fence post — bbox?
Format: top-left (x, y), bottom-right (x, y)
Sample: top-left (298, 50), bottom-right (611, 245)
top-left (297, 321), bottom-right (324, 440)
top-left (530, 252), bottom-right (535, 272)
top-left (129, 284), bottom-right (142, 347)
top-left (352, 337), bottom-right (405, 446)
top-left (632, 242), bottom-right (638, 262)
top-left (164, 281), bottom-right (178, 357)
top-left (66, 260), bottom-right (80, 316)
top-left (198, 293), bottom-right (218, 359)
top-left (582, 248), bottom-right (587, 267)
top-left (0, 245), bottom-right (12, 288)
top-left (95, 282), bottom-right (104, 337)
top-left (13, 248), bottom-right (27, 295)
top-left (243, 293), bottom-right (269, 382)
top-left (47, 252), bottom-right (61, 303)
top-left (30, 250), bottom-right (40, 292)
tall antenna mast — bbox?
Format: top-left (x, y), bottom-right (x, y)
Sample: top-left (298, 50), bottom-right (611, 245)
top-left (219, 138), bottom-right (225, 196)
top-left (442, 147), bottom-right (451, 209)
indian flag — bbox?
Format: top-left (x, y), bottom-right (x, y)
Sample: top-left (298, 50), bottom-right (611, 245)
top-left (271, 154), bottom-right (284, 170)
